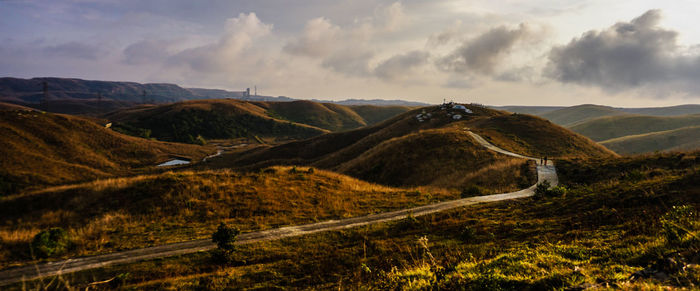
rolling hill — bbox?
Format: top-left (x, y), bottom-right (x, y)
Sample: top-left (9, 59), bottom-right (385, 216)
top-left (104, 99), bottom-right (331, 143)
top-left (569, 114), bottom-right (700, 142)
top-left (0, 103), bottom-right (210, 194)
top-left (254, 100), bottom-right (367, 131)
top-left (539, 104), bottom-right (628, 127)
top-left (600, 126), bottom-right (700, 154)
top-left (104, 99), bottom-right (412, 143)
top-left (224, 104), bottom-right (614, 189)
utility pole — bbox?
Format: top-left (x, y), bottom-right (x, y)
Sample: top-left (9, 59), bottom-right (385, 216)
top-left (142, 90), bottom-right (147, 104)
top-left (254, 85), bottom-right (257, 97)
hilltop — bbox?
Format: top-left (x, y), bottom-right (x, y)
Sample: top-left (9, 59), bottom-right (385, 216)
top-left (224, 104), bottom-right (613, 189)
top-left (0, 104), bottom-right (209, 194)
top-left (103, 99), bottom-right (330, 143)
top-left (104, 99), bottom-right (412, 143)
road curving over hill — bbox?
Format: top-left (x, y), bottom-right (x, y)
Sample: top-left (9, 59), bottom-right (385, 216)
top-left (0, 130), bottom-right (557, 287)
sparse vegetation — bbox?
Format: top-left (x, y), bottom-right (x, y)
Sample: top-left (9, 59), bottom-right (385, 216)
top-left (22, 150), bottom-right (698, 289)
top-left (30, 228), bottom-right (71, 258)
top-left (0, 110), bottom-right (210, 194)
top-left (0, 167), bottom-right (452, 268)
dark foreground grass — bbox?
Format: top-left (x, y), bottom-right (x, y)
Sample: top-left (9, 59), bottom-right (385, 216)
top-left (10, 152), bottom-right (699, 290)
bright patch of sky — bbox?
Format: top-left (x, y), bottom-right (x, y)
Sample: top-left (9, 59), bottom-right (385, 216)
top-left (2, 0), bottom-right (700, 106)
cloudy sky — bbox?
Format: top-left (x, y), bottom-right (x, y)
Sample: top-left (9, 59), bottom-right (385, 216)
top-left (3, 0), bottom-right (700, 106)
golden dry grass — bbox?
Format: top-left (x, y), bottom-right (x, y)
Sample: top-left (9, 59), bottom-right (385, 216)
top-left (0, 166), bottom-right (454, 268)
top-left (0, 109), bottom-right (211, 194)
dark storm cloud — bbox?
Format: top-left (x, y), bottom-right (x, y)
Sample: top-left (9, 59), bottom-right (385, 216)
top-left (374, 50), bottom-right (429, 81)
top-left (545, 9), bottom-right (700, 93)
top-left (438, 23), bottom-right (531, 75)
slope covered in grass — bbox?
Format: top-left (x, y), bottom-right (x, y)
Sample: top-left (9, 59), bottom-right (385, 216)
top-left (104, 99), bottom-right (329, 143)
top-left (337, 128), bottom-right (534, 191)
top-left (465, 113), bottom-right (616, 158)
top-left (0, 109), bottom-right (209, 194)
top-left (570, 114), bottom-right (700, 142)
top-left (36, 152), bottom-right (700, 290)
top-left (347, 104), bottom-right (413, 125)
top-left (0, 167), bottom-right (452, 268)
top-left (104, 99), bottom-right (411, 144)
top-left (539, 104), bottom-right (627, 126)
top-left (228, 104), bottom-right (613, 188)
top-left (600, 126), bottom-right (700, 154)
top-left (255, 100), bottom-right (367, 131)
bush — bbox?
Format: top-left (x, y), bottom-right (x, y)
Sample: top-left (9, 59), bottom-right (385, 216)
top-left (212, 222), bottom-right (240, 251)
top-left (534, 181), bottom-right (567, 199)
top-left (534, 180), bottom-right (551, 199)
top-left (31, 227), bottom-right (71, 258)
top-left (660, 205), bottom-right (697, 243)
top-left (461, 185), bottom-right (482, 198)
top-left (212, 222), bottom-right (240, 263)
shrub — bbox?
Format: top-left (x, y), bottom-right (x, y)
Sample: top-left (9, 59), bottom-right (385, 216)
top-left (534, 180), bottom-right (551, 199)
top-left (534, 181), bottom-right (567, 199)
top-left (31, 227), bottom-right (70, 258)
top-left (660, 205), bottom-right (697, 243)
top-left (212, 222), bottom-right (240, 251)
top-left (461, 185), bottom-right (482, 198)
top-left (212, 222), bottom-right (240, 263)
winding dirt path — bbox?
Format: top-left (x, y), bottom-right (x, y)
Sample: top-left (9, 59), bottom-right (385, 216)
top-left (0, 131), bottom-right (557, 286)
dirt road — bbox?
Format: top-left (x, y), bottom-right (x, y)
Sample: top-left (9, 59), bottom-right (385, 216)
top-left (0, 131), bottom-right (557, 286)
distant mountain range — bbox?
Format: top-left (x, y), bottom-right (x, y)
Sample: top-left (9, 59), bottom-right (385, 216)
top-left (0, 77), bottom-right (429, 115)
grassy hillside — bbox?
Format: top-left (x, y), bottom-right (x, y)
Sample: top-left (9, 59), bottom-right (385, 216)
top-left (337, 128), bottom-right (534, 191)
top-left (0, 108), bottom-right (209, 194)
top-left (104, 99), bottom-right (329, 143)
top-left (570, 114), bottom-right (700, 142)
top-left (30, 152), bottom-right (700, 290)
top-left (465, 113), bottom-right (616, 158)
top-left (227, 104), bottom-right (613, 188)
top-left (348, 104), bottom-right (413, 125)
top-left (255, 100), bottom-right (367, 131)
top-left (600, 126), bottom-right (700, 154)
top-left (0, 167), bottom-right (453, 268)
top-left (104, 99), bottom-right (411, 144)
top-left (540, 104), bottom-right (627, 126)
top-left (621, 104), bottom-right (700, 116)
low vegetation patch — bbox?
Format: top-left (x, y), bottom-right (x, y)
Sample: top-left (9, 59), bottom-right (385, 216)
top-left (0, 167), bottom-right (452, 268)
top-left (22, 150), bottom-right (698, 290)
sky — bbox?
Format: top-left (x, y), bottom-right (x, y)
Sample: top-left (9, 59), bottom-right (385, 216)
top-left (2, 0), bottom-right (700, 106)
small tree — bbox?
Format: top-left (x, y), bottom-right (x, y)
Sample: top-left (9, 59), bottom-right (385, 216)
top-left (212, 223), bottom-right (240, 263)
